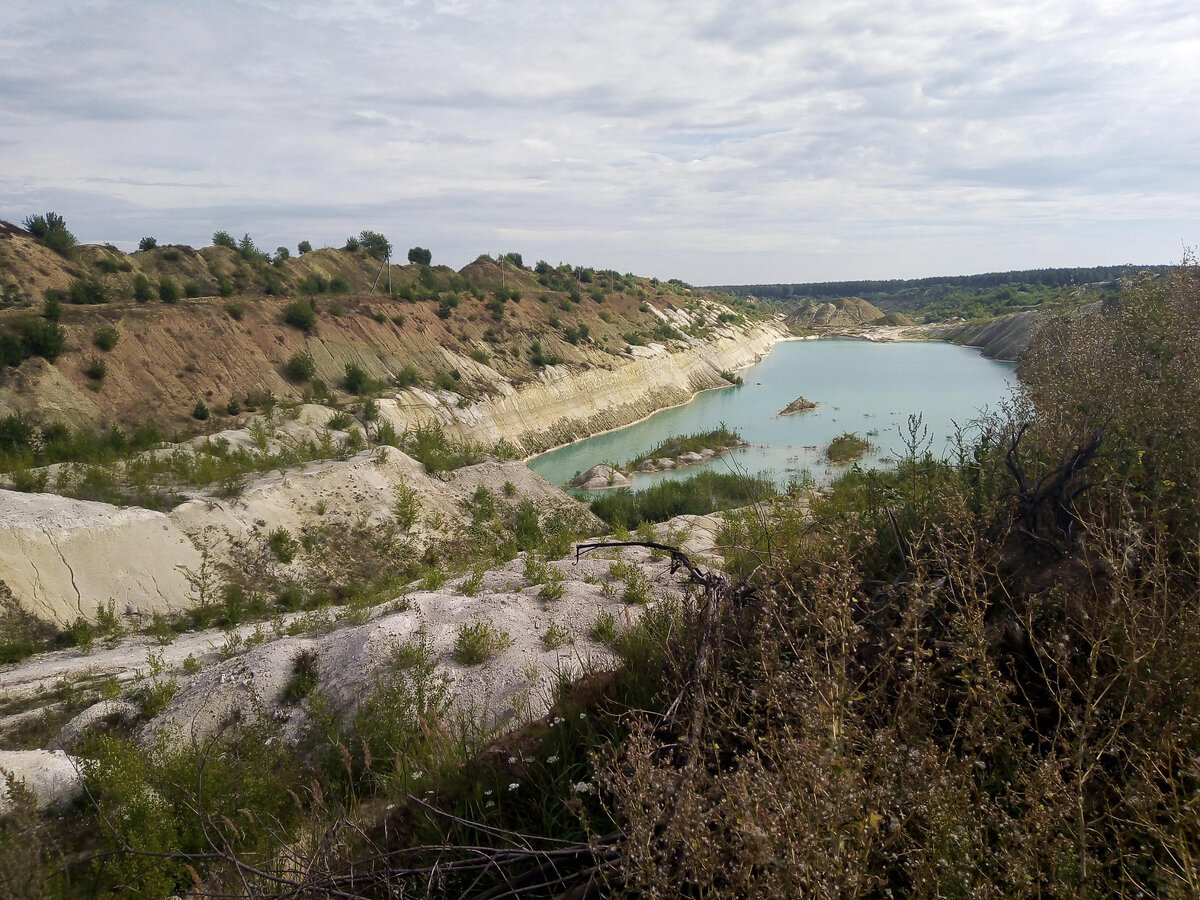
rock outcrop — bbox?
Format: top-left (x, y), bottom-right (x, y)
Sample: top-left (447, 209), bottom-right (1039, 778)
top-left (376, 321), bottom-right (784, 454)
top-left (779, 396), bottom-right (817, 415)
top-left (786, 297), bottom-right (884, 330)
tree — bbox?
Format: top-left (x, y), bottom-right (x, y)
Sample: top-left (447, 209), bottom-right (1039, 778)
top-left (23, 212), bottom-right (76, 256)
top-left (138, 236), bottom-right (158, 251)
top-left (503, 251), bottom-right (524, 269)
top-left (297, 240), bottom-right (312, 255)
top-left (358, 230), bottom-right (392, 261)
top-left (407, 246), bottom-right (432, 266)
top-left (238, 234), bottom-right (262, 261)
top-left (212, 230), bottom-right (237, 249)
top-left (274, 246), bottom-right (290, 264)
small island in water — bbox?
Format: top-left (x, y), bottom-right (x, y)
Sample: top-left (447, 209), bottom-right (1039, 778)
top-left (570, 426), bottom-right (747, 489)
top-left (779, 395), bottom-right (818, 415)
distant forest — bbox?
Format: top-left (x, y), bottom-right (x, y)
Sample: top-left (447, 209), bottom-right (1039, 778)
top-left (714, 264), bottom-right (1172, 321)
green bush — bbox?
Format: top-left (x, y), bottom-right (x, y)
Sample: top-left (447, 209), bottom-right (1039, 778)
top-left (83, 356), bottom-right (107, 381)
top-left (212, 230), bottom-right (237, 248)
top-left (158, 276), bottom-right (180, 303)
top-left (132, 273), bottom-right (154, 302)
top-left (23, 211), bottom-right (76, 255)
top-left (69, 277), bottom-right (108, 305)
top-left (267, 526), bottom-right (298, 563)
top-left (93, 325), bottom-right (120, 351)
top-left (452, 619), bottom-right (513, 665)
top-left (162, 247), bottom-right (181, 262)
top-left (138, 236), bottom-right (157, 251)
top-left (183, 281), bottom-right (201, 298)
top-left (344, 362), bottom-right (371, 394)
top-left (298, 240), bottom-right (312, 254)
top-left (283, 299), bottom-right (317, 331)
top-left (191, 400), bottom-right (209, 420)
top-left (223, 300), bottom-right (245, 320)
top-left (407, 246), bottom-right (432, 265)
top-left (825, 432), bottom-right (870, 463)
top-left (283, 351), bottom-right (316, 383)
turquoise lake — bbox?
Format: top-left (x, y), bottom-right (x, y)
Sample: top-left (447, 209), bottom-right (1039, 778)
top-left (526, 338), bottom-right (1017, 490)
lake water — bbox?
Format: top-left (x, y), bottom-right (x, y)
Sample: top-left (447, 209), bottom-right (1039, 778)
top-left (526, 338), bottom-right (1017, 490)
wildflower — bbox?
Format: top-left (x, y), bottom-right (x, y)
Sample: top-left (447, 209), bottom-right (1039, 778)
top-left (546, 754), bottom-right (560, 764)
top-left (572, 781), bottom-right (594, 794)
top-left (508, 782), bottom-right (520, 791)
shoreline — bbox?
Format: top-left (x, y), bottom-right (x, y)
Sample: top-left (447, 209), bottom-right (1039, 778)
top-left (521, 324), bottom-right (788, 464)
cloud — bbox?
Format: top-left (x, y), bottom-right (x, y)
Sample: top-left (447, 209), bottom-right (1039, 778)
top-left (0, 0), bottom-right (1196, 282)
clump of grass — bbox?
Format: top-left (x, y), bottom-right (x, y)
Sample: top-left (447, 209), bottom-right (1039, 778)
top-left (589, 470), bottom-right (777, 529)
top-left (267, 527), bottom-right (299, 564)
top-left (588, 609), bottom-right (618, 645)
top-left (541, 622), bottom-right (575, 650)
top-left (283, 649), bottom-right (320, 703)
top-left (452, 620), bottom-right (513, 665)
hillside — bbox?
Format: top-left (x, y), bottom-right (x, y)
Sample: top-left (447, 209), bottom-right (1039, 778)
top-left (784, 296), bottom-right (884, 329)
top-left (0, 222), bottom-right (773, 446)
top-left (714, 264), bottom-right (1171, 322)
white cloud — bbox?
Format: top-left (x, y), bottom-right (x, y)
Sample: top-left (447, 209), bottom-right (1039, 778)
top-left (0, 0), bottom-right (1196, 282)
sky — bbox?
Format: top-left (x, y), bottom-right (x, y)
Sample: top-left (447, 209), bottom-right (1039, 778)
top-left (1, 0), bottom-right (1197, 285)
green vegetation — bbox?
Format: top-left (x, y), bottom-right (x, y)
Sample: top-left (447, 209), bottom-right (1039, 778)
top-left (718, 264), bottom-right (1174, 322)
top-left (23, 211), bottom-right (76, 255)
top-left (589, 469), bottom-right (778, 528)
top-left (283, 298), bottom-right (317, 331)
top-left (283, 351), bottom-right (316, 382)
top-left (452, 619), bottom-right (513, 664)
top-left (92, 325), bottom-right (120, 351)
top-left (211, 230), bottom-right (237, 248)
top-left (825, 431), bottom-right (870, 463)
top-left (407, 245), bottom-right (432, 265)
top-left (623, 426), bottom-right (742, 471)
top-left (137, 236), bottom-right (157, 251)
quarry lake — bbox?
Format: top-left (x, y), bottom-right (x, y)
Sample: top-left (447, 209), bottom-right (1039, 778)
top-left (527, 338), bottom-right (1017, 490)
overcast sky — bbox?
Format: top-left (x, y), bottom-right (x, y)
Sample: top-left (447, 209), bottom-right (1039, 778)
top-left (2, 1), bottom-right (1197, 284)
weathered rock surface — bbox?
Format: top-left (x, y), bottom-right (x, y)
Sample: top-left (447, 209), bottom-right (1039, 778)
top-left (377, 321), bottom-right (784, 454)
top-left (0, 490), bottom-right (202, 624)
top-left (571, 464), bottom-right (632, 491)
top-left (0, 749), bottom-right (82, 812)
top-left (786, 297), bottom-right (884, 329)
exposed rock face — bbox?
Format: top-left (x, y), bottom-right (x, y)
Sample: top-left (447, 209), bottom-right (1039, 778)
top-left (786, 297), bottom-right (884, 329)
top-left (376, 322), bottom-right (784, 454)
top-left (0, 490), bottom-right (202, 624)
top-left (0, 445), bottom-right (600, 625)
top-left (0, 749), bottom-right (82, 812)
top-left (779, 396), bottom-right (817, 415)
top-left (933, 309), bottom-right (1039, 361)
top-left (146, 546), bottom-right (686, 746)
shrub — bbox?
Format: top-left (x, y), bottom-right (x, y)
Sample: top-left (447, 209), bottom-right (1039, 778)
top-left (343, 236), bottom-right (360, 252)
top-left (274, 246), bottom-right (290, 264)
top-left (126, 274), bottom-right (150, 303)
top-left (238, 233), bottom-right (262, 261)
top-left (83, 357), bottom-right (107, 381)
top-left (191, 400), bottom-right (209, 420)
top-left (283, 299), bottom-right (317, 331)
top-left (23, 211), bottom-right (76, 255)
top-left (284, 650), bottom-right (319, 702)
top-left (218, 277), bottom-right (234, 296)
top-left (183, 281), bottom-right (201, 299)
top-left (93, 325), bottom-right (120, 351)
top-left (138, 236), bottom-right (157, 251)
top-left (344, 362), bottom-right (370, 394)
top-left (452, 619), bottom-right (513, 665)
top-left (267, 527), bottom-right (298, 563)
top-left (69, 277), bottom-right (108, 305)
top-left (158, 276), bottom-right (180, 303)
top-left (212, 230), bottom-right (237, 248)
top-left (161, 247), bottom-right (181, 262)
top-left (223, 301), bottom-right (245, 321)
top-left (297, 240), bottom-right (312, 255)
top-left (407, 246), bottom-right (432, 265)
top-left (284, 352), bottom-right (316, 383)
top-left (299, 274), bottom-right (328, 295)
top-left (329, 276), bottom-right (350, 294)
